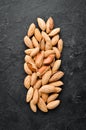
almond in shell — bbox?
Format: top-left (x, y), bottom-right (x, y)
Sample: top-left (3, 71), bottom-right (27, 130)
top-left (43, 54), bottom-right (55, 65)
top-left (47, 100), bottom-right (60, 109)
top-left (49, 28), bottom-right (60, 37)
top-left (42, 93), bottom-right (48, 102)
top-left (24, 36), bottom-right (33, 48)
top-left (49, 71), bottom-right (64, 82)
top-left (31, 73), bottom-right (37, 86)
top-left (32, 36), bottom-right (39, 47)
top-left (24, 63), bottom-right (32, 75)
top-left (33, 79), bottom-right (42, 89)
top-left (47, 93), bottom-right (59, 103)
top-left (42, 31), bottom-right (50, 41)
top-left (52, 60), bottom-right (61, 74)
top-left (30, 100), bottom-right (37, 112)
top-left (35, 51), bottom-right (44, 68)
top-left (42, 70), bottom-right (52, 85)
top-left (53, 47), bottom-right (61, 59)
top-left (30, 47), bottom-right (39, 57)
top-left (34, 28), bottom-right (42, 42)
top-left (46, 17), bottom-right (54, 33)
top-left (58, 39), bottom-right (63, 53)
top-left (49, 81), bottom-right (64, 87)
top-left (44, 50), bottom-right (55, 57)
top-left (37, 97), bottom-right (48, 112)
top-left (32, 89), bottom-right (39, 104)
top-left (52, 35), bottom-right (59, 46)
top-left (27, 23), bottom-right (36, 37)
top-left (26, 87), bottom-right (33, 102)
top-left (37, 18), bottom-right (46, 31)
top-left (24, 75), bottom-right (31, 89)
top-left (39, 85), bottom-right (58, 93)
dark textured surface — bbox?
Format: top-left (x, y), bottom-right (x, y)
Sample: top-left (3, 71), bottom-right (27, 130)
top-left (0, 0), bottom-right (86, 130)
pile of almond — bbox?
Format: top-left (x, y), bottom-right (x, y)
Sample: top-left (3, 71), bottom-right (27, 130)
top-left (24, 17), bottom-right (64, 112)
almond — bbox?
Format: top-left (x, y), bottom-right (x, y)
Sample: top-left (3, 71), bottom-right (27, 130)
top-left (45, 40), bottom-right (52, 50)
top-left (42, 70), bottom-right (52, 85)
top-left (33, 79), bottom-right (42, 89)
top-left (24, 36), bottom-right (33, 48)
top-left (32, 36), bottom-right (39, 47)
top-left (24, 75), bottom-right (31, 89)
top-left (53, 47), bottom-right (61, 59)
top-left (31, 73), bottom-right (37, 86)
top-left (49, 81), bottom-right (64, 87)
top-left (37, 66), bottom-right (50, 76)
top-left (43, 54), bottom-right (55, 65)
top-left (47, 94), bottom-right (59, 103)
top-left (40, 39), bottom-right (45, 51)
top-left (49, 28), bottom-right (60, 37)
top-left (47, 100), bottom-right (60, 109)
top-left (30, 47), bottom-right (39, 57)
top-left (44, 50), bottom-right (55, 57)
top-left (27, 23), bottom-right (36, 37)
top-left (49, 71), bottom-right (64, 82)
top-left (58, 39), bottom-right (63, 53)
top-left (24, 63), bottom-right (32, 75)
top-left (26, 87), bottom-right (33, 102)
top-left (52, 60), bottom-right (61, 74)
top-left (34, 28), bottom-right (42, 42)
top-left (37, 97), bottom-right (48, 112)
top-left (39, 85), bottom-right (57, 93)
top-left (35, 51), bottom-right (44, 68)
top-left (52, 35), bottom-right (59, 46)
top-left (32, 89), bottom-right (39, 104)
top-left (42, 93), bottom-right (48, 102)
top-left (30, 100), bottom-right (37, 112)
top-left (37, 18), bottom-right (46, 31)
top-left (46, 17), bottom-right (54, 33)
top-left (42, 31), bottom-right (50, 41)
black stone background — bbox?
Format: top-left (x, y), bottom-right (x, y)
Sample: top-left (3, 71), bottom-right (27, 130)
top-left (0, 0), bottom-right (86, 130)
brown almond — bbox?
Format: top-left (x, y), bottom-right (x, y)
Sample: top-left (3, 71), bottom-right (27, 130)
top-left (42, 31), bottom-right (50, 41)
top-left (46, 17), bottom-right (54, 33)
top-left (49, 71), bottom-right (64, 82)
top-left (37, 65), bottom-right (50, 76)
top-left (35, 51), bottom-right (44, 68)
top-left (52, 35), bottom-right (59, 46)
top-left (49, 28), bottom-right (60, 37)
top-left (26, 87), bottom-right (33, 102)
top-left (53, 47), bottom-right (61, 59)
top-left (45, 40), bottom-right (52, 50)
top-left (37, 97), bottom-right (48, 112)
top-left (24, 36), bottom-right (33, 48)
top-left (27, 63), bottom-right (37, 72)
top-left (32, 89), bottom-right (39, 104)
top-left (58, 39), bottom-right (63, 53)
top-left (52, 60), bottom-right (61, 74)
top-left (33, 79), bottom-right (42, 89)
top-left (24, 75), bottom-right (31, 89)
top-left (31, 73), bottom-right (37, 86)
top-left (32, 36), bottom-right (39, 47)
top-left (49, 81), bottom-right (64, 87)
top-left (39, 85), bottom-right (57, 93)
top-left (30, 47), bottom-right (39, 57)
top-left (47, 94), bottom-right (59, 103)
top-left (34, 28), bottom-right (42, 42)
top-left (42, 70), bottom-right (52, 85)
top-left (43, 54), bottom-right (55, 65)
top-left (27, 23), bottom-right (36, 37)
top-left (40, 39), bottom-right (45, 51)
top-left (37, 18), bottom-right (46, 31)
top-left (47, 100), bottom-right (60, 109)
top-left (30, 100), bottom-right (37, 112)
top-left (24, 63), bottom-right (32, 75)
top-left (42, 93), bottom-right (48, 102)
top-left (44, 50), bottom-right (55, 57)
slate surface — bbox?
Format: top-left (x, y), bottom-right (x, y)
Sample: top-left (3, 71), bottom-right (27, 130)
top-left (0, 0), bottom-right (86, 130)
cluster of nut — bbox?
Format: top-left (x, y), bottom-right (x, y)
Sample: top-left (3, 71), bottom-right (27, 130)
top-left (24, 17), bottom-right (64, 112)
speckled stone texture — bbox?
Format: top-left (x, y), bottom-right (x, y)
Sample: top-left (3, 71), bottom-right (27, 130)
top-left (0, 0), bottom-right (86, 130)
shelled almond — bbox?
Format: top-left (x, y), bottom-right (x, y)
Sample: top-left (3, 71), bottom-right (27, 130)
top-left (24, 17), bottom-right (64, 112)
